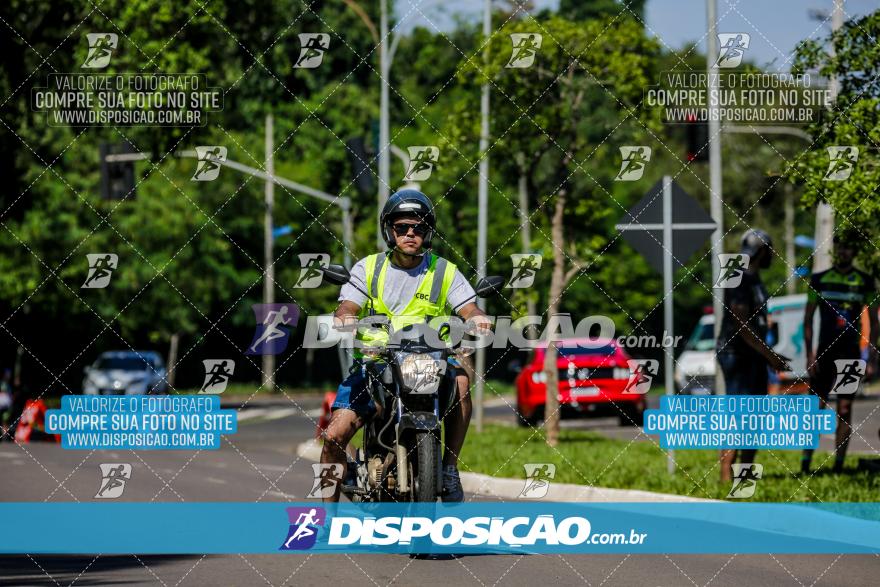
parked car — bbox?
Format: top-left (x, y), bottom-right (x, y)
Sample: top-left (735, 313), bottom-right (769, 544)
top-left (674, 313), bottom-right (715, 395)
top-left (514, 339), bottom-right (646, 427)
top-left (82, 351), bottom-right (168, 395)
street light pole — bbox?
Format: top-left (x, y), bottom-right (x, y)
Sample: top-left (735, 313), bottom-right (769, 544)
top-left (707, 0), bottom-right (725, 396)
top-left (378, 0), bottom-right (391, 248)
top-left (813, 0), bottom-right (843, 272)
top-left (263, 113), bottom-right (275, 392)
top-left (474, 0), bottom-right (491, 433)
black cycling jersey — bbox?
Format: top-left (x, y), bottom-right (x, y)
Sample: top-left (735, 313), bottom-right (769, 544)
top-left (809, 267), bottom-right (876, 358)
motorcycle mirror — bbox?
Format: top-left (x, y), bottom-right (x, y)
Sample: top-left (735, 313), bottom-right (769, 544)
top-left (322, 264), bottom-right (351, 286)
top-left (475, 275), bottom-right (505, 298)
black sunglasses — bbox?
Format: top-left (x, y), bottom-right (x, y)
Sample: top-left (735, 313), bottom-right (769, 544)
top-left (391, 222), bottom-right (430, 237)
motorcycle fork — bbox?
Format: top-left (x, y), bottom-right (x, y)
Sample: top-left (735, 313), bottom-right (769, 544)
top-left (394, 396), bottom-right (409, 494)
top-left (395, 393), bottom-right (443, 497)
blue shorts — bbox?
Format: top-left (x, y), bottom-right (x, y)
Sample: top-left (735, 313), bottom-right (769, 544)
top-left (717, 352), bottom-right (769, 396)
top-left (332, 363), bottom-right (386, 417)
top-left (332, 359), bottom-right (464, 417)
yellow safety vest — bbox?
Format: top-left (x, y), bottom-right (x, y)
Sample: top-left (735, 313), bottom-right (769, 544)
top-left (356, 252), bottom-right (458, 354)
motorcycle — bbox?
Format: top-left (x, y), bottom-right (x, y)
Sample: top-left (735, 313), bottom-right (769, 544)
top-left (320, 263), bottom-right (504, 502)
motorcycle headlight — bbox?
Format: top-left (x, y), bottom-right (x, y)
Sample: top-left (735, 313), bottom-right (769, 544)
top-left (360, 346), bottom-right (385, 360)
top-left (397, 353), bottom-right (447, 394)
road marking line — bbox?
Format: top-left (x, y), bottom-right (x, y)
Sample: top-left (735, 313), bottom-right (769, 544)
top-left (236, 408), bottom-right (269, 421)
top-left (264, 408), bottom-right (300, 421)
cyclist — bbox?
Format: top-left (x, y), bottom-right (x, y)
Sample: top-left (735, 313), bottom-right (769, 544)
top-left (802, 232), bottom-right (878, 474)
top-left (320, 189), bottom-right (491, 502)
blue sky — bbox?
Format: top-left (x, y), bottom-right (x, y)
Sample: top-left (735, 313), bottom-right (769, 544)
top-left (394, 0), bottom-right (880, 70)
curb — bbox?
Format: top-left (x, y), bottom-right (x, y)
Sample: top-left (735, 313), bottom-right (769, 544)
top-left (295, 439), bottom-right (714, 503)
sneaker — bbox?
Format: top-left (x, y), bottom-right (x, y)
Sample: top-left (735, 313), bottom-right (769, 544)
top-left (441, 465), bottom-right (464, 502)
top-left (858, 458), bottom-right (880, 473)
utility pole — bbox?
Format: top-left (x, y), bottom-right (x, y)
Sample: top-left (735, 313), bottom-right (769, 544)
top-left (785, 184), bottom-right (796, 294)
top-left (378, 0), bottom-right (391, 248)
top-left (662, 176), bottom-right (676, 474)
top-left (474, 0), bottom-right (491, 433)
top-left (813, 0), bottom-right (843, 272)
top-left (707, 0), bottom-right (725, 396)
top-left (263, 113), bottom-right (275, 392)
top-left (517, 153), bottom-right (537, 328)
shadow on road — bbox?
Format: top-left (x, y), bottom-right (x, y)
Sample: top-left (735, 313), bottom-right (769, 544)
top-left (0, 554), bottom-right (200, 586)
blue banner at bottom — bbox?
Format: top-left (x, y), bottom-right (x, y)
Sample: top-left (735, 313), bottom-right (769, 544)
top-left (2, 502), bottom-right (879, 554)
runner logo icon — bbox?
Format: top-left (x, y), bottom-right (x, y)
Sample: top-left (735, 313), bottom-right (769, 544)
top-left (519, 463), bottom-right (556, 498)
top-left (507, 254), bottom-right (542, 288)
top-left (307, 463), bottom-right (344, 498)
top-left (831, 359), bottom-right (865, 395)
top-left (616, 146), bottom-right (651, 181)
top-left (622, 359), bottom-right (658, 395)
top-left (82, 33), bottom-right (118, 69)
top-left (714, 254), bottom-right (749, 288)
top-left (294, 34), bottom-right (330, 69)
top-left (82, 253), bottom-right (118, 289)
top-left (404, 146), bottom-right (439, 181)
top-left (95, 463), bottom-right (132, 499)
top-left (824, 146), bottom-right (859, 181)
top-left (192, 146), bottom-right (227, 181)
top-left (507, 33), bottom-right (542, 68)
top-left (245, 304), bottom-right (299, 356)
top-left (295, 254), bottom-right (330, 288)
top-left (281, 507), bottom-right (326, 550)
top-left (714, 33), bottom-right (750, 68)
top-left (727, 463), bottom-right (762, 498)
top-left (200, 360), bottom-right (235, 394)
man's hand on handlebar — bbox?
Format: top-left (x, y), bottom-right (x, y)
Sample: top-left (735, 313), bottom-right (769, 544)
top-left (465, 314), bottom-right (493, 335)
top-left (457, 301), bottom-right (492, 335)
top-left (333, 300), bottom-right (362, 331)
top-left (333, 314), bottom-right (359, 332)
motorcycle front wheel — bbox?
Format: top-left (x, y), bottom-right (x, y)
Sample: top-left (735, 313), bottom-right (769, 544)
top-left (412, 431), bottom-right (440, 502)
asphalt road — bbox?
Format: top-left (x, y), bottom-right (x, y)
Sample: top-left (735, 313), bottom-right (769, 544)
top-left (1, 397), bottom-right (878, 586)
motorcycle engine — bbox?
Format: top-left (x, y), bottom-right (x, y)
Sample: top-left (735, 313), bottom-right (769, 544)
top-left (367, 455), bottom-right (385, 489)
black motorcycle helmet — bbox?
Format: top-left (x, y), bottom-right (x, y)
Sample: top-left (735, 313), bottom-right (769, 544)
top-left (741, 228), bottom-right (773, 268)
top-left (740, 228), bottom-right (773, 257)
top-left (380, 189), bottom-right (436, 249)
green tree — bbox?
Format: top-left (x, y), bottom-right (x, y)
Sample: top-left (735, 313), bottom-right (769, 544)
top-left (788, 10), bottom-right (880, 272)
top-left (452, 14), bottom-right (660, 445)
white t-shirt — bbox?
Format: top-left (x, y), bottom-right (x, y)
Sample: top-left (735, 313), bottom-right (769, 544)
top-left (339, 254), bottom-right (475, 314)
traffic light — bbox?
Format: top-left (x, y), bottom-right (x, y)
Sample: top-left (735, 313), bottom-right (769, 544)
top-left (684, 115), bottom-right (709, 162)
top-left (99, 143), bottom-right (137, 200)
top-left (345, 137), bottom-right (375, 196)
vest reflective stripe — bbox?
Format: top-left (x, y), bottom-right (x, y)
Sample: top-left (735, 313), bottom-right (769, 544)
top-left (370, 253), bottom-right (387, 298)
top-left (430, 257), bottom-right (448, 304)
top-left (356, 253), bottom-right (458, 351)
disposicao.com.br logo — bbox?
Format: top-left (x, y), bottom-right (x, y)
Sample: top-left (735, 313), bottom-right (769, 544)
top-left (280, 505), bottom-right (647, 553)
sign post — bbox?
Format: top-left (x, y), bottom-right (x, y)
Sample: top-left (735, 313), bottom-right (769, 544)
top-left (616, 175), bottom-right (717, 474)
top-left (662, 177), bottom-right (674, 474)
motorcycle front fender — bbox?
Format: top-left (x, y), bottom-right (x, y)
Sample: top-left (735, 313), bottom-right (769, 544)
top-left (398, 411), bottom-right (440, 433)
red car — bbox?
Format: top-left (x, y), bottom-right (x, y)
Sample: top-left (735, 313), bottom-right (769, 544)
top-left (514, 338), bottom-right (646, 427)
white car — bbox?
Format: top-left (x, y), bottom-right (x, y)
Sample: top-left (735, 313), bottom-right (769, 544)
top-left (675, 314), bottom-right (716, 394)
top-left (83, 351), bottom-right (168, 395)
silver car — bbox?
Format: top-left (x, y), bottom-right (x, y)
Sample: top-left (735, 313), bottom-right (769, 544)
top-left (83, 351), bottom-right (168, 395)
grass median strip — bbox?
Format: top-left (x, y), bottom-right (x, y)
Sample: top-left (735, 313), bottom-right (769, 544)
top-left (459, 424), bottom-right (880, 502)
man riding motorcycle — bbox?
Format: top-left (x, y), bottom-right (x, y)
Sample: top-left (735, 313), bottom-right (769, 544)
top-left (321, 189), bottom-right (491, 502)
